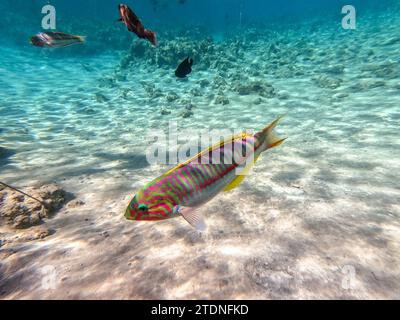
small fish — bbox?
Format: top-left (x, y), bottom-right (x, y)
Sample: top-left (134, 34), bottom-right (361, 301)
top-left (125, 116), bottom-right (286, 231)
top-left (175, 57), bottom-right (193, 78)
top-left (118, 4), bottom-right (157, 46)
top-left (30, 32), bottom-right (85, 48)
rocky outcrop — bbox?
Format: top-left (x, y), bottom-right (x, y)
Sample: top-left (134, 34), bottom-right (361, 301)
top-left (235, 80), bottom-right (276, 97)
top-left (0, 184), bottom-right (69, 229)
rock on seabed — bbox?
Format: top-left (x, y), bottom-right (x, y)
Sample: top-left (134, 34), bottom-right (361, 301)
top-left (0, 183), bottom-right (69, 229)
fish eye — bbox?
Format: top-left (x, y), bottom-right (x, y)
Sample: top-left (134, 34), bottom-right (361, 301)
top-left (138, 204), bottom-right (148, 211)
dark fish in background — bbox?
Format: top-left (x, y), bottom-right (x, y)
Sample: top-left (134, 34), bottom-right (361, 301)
top-left (118, 4), bottom-right (157, 46)
top-left (175, 57), bottom-right (193, 78)
top-left (30, 32), bottom-right (85, 48)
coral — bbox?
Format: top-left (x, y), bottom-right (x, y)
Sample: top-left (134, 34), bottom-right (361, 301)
top-left (184, 104), bottom-right (195, 111)
top-left (214, 95), bottom-right (230, 105)
top-left (323, 65), bottom-right (345, 75)
top-left (181, 109), bottom-right (194, 118)
top-left (160, 107), bottom-right (171, 115)
top-left (0, 184), bottom-right (70, 229)
top-left (66, 199), bottom-right (85, 209)
top-left (98, 76), bottom-right (116, 88)
top-left (94, 92), bottom-right (109, 103)
top-left (121, 36), bottom-right (217, 70)
top-left (235, 81), bottom-right (275, 97)
top-left (166, 93), bottom-right (179, 102)
top-left (314, 75), bottom-right (342, 89)
top-left (199, 79), bottom-right (211, 87)
top-left (361, 61), bottom-right (398, 79)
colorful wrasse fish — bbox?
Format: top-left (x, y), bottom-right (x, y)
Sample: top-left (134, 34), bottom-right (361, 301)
top-left (30, 32), bottom-right (86, 48)
top-left (125, 117), bottom-right (286, 231)
top-left (118, 4), bottom-right (157, 46)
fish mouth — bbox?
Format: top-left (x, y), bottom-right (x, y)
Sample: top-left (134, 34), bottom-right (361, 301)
top-left (124, 207), bottom-right (134, 220)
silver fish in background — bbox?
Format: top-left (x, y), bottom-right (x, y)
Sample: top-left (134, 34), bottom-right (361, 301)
top-left (30, 32), bottom-right (86, 48)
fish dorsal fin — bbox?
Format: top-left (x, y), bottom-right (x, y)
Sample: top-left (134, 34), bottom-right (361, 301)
top-left (223, 154), bottom-right (261, 192)
top-left (163, 132), bottom-right (252, 177)
top-left (176, 206), bottom-right (206, 231)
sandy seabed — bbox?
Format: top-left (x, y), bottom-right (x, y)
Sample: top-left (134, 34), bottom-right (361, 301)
top-left (1, 9), bottom-right (400, 299)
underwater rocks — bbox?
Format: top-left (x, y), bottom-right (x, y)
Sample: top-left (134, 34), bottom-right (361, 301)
top-left (0, 184), bottom-right (70, 229)
top-left (166, 93), bottom-right (179, 102)
top-left (199, 79), bottom-right (211, 88)
top-left (350, 79), bottom-right (386, 92)
top-left (244, 257), bottom-right (295, 293)
top-left (314, 75), bottom-right (342, 89)
top-left (66, 199), bottom-right (85, 209)
top-left (121, 36), bottom-right (216, 69)
top-left (129, 41), bottom-right (148, 58)
top-left (323, 64), bottom-right (345, 75)
top-left (235, 81), bottom-right (276, 98)
top-left (160, 107), bottom-right (172, 115)
top-left (361, 61), bottom-right (398, 80)
top-left (213, 75), bottom-right (228, 90)
top-left (94, 92), bottom-right (109, 103)
top-left (98, 76), bottom-right (117, 88)
top-left (181, 105), bottom-right (194, 118)
top-left (360, 79), bottom-right (386, 89)
top-left (181, 110), bottom-right (194, 118)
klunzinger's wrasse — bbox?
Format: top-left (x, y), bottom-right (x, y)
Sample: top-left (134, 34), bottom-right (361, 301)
top-left (125, 117), bottom-right (286, 231)
top-left (30, 32), bottom-right (86, 48)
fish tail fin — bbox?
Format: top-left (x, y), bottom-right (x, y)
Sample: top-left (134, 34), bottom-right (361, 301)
top-left (146, 31), bottom-right (157, 46)
top-left (152, 33), bottom-right (158, 46)
top-left (77, 36), bottom-right (86, 43)
top-left (257, 115), bottom-right (286, 152)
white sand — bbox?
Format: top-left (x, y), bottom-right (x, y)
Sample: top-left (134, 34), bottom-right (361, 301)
top-left (1, 9), bottom-right (400, 299)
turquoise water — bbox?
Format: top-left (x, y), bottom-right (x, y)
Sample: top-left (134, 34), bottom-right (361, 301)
top-left (0, 1), bottom-right (399, 299)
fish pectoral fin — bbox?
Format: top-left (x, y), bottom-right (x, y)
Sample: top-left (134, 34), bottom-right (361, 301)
top-left (176, 206), bottom-right (206, 232)
top-left (223, 154), bottom-right (261, 192)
